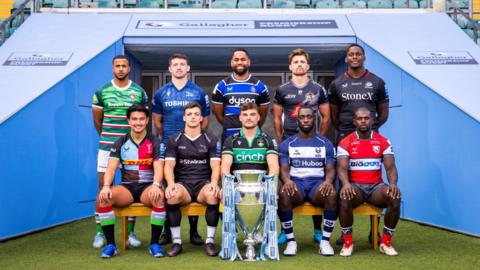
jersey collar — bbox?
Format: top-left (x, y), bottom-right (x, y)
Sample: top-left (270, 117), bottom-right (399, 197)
top-left (111, 79), bottom-right (132, 91)
top-left (344, 69), bottom-right (370, 79)
top-left (355, 130), bottom-right (374, 140)
top-left (240, 128), bottom-right (261, 147)
top-left (128, 132), bottom-right (148, 148)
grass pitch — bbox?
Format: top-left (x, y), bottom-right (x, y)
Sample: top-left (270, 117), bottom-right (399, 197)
top-left (0, 216), bottom-right (478, 270)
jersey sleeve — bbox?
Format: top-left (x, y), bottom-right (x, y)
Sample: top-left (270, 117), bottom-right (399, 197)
top-left (376, 78), bottom-right (389, 104)
top-left (200, 89), bottom-right (211, 116)
top-left (328, 81), bottom-right (341, 105)
top-left (165, 136), bottom-right (178, 161)
top-left (151, 90), bottom-right (163, 115)
top-left (266, 135), bottom-right (278, 156)
top-left (222, 135), bottom-right (234, 156)
top-left (211, 81), bottom-right (225, 105)
top-left (257, 81), bottom-right (270, 106)
top-left (109, 137), bottom-right (123, 160)
top-left (273, 87), bottom-right (284, 105)
top-left (337, 137), bottom-right (350, 158)
top-left (383, 139), bottom-right (394, 156)
top-left (92, 90), bottom-right (104, 109)
top-left (279, 140), bottom-right (289, 165)
top-left (209, 136), bottom-right (221, 160)
top-left (141, 89), bottom-right (149, 109)
top-left (317, 85), bottom-right (329, 105)
top-left (152, 136), bottom-right (164, 161)
top-left (325, 139), bottom-right (336, 164)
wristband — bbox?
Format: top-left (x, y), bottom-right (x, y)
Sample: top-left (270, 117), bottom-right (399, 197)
top-left (153, 182), bottom-right (161, 188)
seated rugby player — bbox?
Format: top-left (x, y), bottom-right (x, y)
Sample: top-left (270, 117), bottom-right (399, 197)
top-left (338, 107), bottom-right (401, 257)
top-left (96, 104), bottom-right (166, 258)
top-left (164, 102), bottom-right (221, 257)
top-left (278, 106), bottom-right (337, 256)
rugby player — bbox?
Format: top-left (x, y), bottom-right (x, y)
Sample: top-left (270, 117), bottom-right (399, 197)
top-left (337, 107), bottom-right (400, 257)
top-left (163, 102), bottom-right (221, 257)
top-left (278, 106), bottom-right (337, 256)
top-left (152, 53), bottom-right (210, 246)
top-left (274, 48), bottom-right (331, 245)
top-left (328, 44), bottom-right (389, 245)
top-left (96, 105), bottom-right (166, 258)
top-left (92, 55), bottom-right (148, 249)
top-left (212, 48), bottom-right (270, 140)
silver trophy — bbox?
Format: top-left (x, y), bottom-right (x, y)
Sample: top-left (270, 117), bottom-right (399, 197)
top-left (234, 169), bottom-right (266, 261)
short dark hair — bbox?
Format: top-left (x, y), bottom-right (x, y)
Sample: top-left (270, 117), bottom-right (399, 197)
top-left (112, 55), bottom-right (130, 65)
top-left (240, 102), bottom-right (258, 112)
top-left (288, 48), bottom-right (310, 64)
top-left (231, 48), bottom-right (250, 59)
top-left (354, 106), bottom-right (371, 117)
top-left (127, 104), bottom-right (149, 119)
top-left (346, 44), bottom-right (365, 55)
top-left (184, 102), bottom-right (202, 114)
top-left (297, 105), bottom-right (315, 117)
top-left (169, 53), bottom-right (189, 66)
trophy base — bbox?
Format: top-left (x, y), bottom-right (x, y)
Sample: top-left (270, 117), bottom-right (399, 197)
top-left (244, 237), bottom-right (257, 261)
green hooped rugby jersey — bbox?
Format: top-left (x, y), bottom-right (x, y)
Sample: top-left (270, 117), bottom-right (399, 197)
top-left (92, 80), bottom-right (148, 151)
top-left (222, 129), bottom-right (278, 172)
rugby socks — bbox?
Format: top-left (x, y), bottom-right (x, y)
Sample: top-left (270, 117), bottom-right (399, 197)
top-left (127, 216), bottom-right (136, 234)
top-left (150, 206), bottom-right (166, 244)
top-left (279, 210), bottom-right (295, 242)
top-left (189, 216), bottom-right (199, 234)
top-left (381, 226), bottom-right (396, 244)
top-left (98, 206), bottom-right (115, 245)
top-left (167, 204), bottom-right (182, 244)
top-left (312, 215), bottom-right (323, 231)
top-left (322, 209), bottom-right (337, 242)
top-left (171, 227), bottom-right (182, 244)
top-left (205, 204), bottom-right (220, 244)
top-left (341, 226), bottom-right (353, 246)
top-left (95, 212), bottom-right (103, 233)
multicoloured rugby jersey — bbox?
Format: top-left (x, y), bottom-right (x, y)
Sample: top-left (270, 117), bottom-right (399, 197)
top-left (337, 131), bottom-right (394, 184)
top-left (222, 129), bottom-right (277, 172)
top-left (328, 70), bottom-right (389, 134)
top-left (165, 131), bottom-right (221, 184)
top-left (92, 80), bottom-right (148, 151)
top-left (212, 74), bottom-right (270, 138)
top-left (274, 80), bottom-right (329, 140)
top-left (152, 80), bottom-right (210, 145)
top-left (279, 134), bottom-right (335, 183)
top-left (109, 133), bottom-right (165, 184)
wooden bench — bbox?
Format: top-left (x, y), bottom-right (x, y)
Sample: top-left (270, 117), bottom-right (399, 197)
top-left (114, 202), bottom-right (382, 251)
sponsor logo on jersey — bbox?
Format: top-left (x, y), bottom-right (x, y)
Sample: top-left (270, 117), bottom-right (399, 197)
top-left (228, 96), bottom-right (256, 106)
top-left (186, 91), bottom-right (195, 97)
top-left (341, 82), bottom-right (348, 88)
top-left (179, 159), bottom-right (208, 165)
top-left (236, 152), bottom-right (265, 162)
top-left (365, 81), bottom-right (373, 89)
top-left (123, 146), bottom-right (130, 151)
top-left (227, 86), bottom-right (233, 91)
top-left (372, 145), bottom-right (380, 154)
top-left (298, 89), bottom-right (303, 95)
top-left (350, 159), bottom-right (381, 169)
top-left (108, 102), bottom-right (134, 108)
top-left (351, 82), bottom-right (363, 86)
top-left (164, 100), bottom-right (190, 107)
top-left (251, 86), bottom-right (256, 93)
top-left (341, 92), bottom-right (374, 101)
top-left (124, 158), bottom-right (153, 165)
top-left (305, 92), bottom-right (315, 101)
top-left (179, 146), bottom-right (186, 149)
top-left (292, 159), bottom-right (323, 167)
top-left (285, 94), bottom-right (296, 99)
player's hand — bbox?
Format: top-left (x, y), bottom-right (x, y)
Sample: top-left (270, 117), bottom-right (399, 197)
top-left (149, 185), bottom-right (163, 202)
top-left (318, 182), bottom-right (334, 197)
top-left (99, 186), bottom-right (112, 203)
top-left (165, 185), bottom-right (177, 200)
top-left (218, 189), bottom-right (223, 200)
top-left (281, 180), bottom-right (297, 197)
top-left (340, 183), bottom-right (356, 200)
top-left (386, 184), bottom-right (401, 200)
top-left (208, 183), bottom-right (220, 198)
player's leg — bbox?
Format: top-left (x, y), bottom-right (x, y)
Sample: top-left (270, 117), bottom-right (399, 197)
top-left (312, 215), bottom-right (323, 244)
top-left (338, 184), bottom-right (364, 257)
top-left (97, 185), bottom-right (134, 258)
top-left (311, 183), bottom-right (338, 256)
top-left (93, 149), bottom-right (109, 248)
top-left (165, 183), bottom-right (191, 257)
top-left (368, 183), bottom-right (401, 256)
top-left (278, 181), bottom-right (305, 256)
top-left (197, 182), bottom-right (220, 256)
top-left (140, 184), bottom-right (166, 257)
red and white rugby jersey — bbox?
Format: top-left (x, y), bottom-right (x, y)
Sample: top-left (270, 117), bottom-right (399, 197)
top-left (337, 131), bottom-right (394, 184)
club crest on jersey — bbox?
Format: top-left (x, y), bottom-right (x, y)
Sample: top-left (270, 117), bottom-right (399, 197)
top-left (372, 145), bottom-right (380, 154)
top-left (199, 144), bottom-right (208, 153)
top-left (305, 92), bottom-right (315, 101)
top-left (130, 93), bottom-right (137, 100)
top-left (251, 86), bottom-right (256, 93)
top-left (237, 140), bottom-right (242, 145)
top-left (365, 81), bottom-right (373, 89)
top-left (298, 89), bottom-right (303, 95)
top-left (257, 139), bottom-right (265, 148)
top-left (315, 147), bottom-right (321, 153)
top-left (186, 91), bottom-right (194, 97)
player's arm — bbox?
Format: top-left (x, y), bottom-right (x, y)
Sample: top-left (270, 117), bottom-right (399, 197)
top-left (92, 107), bottom-right (104, 135)
top-left (209, 159), bottom-right (221, 197)
top-left (212, 104), bottom-right (224, 125)
top-left (318, 140), bottom-right (336, 196)
top-left (266, 153), bottom-right (279, 176)
top-left (99, 158), bottom-right (120, 203)
top-left (280, 163), bottom-right (297, 197)
top-left (273, 104), bottom-right (283, 143)
top-left (384, 154), bottom-right (400, 199)
top-left (149, 159), bottom-right (165, 202)
top-left (337, 157), bottom-right (356, 200)
top-left (221, 154), bottom-right (233, 176)
top-left (201, 117), bottom-right (209, 131)
top-left (330, 104), bottom-right (340, 130)
top-left (328, 84), bottom-right (340, 130)
top-left (152, 113), bottom-right (163, 138)
top-left (375, 102), bottom-right (389, 129)
top-left (258, 104), bottom-right (269, 127)
top-left (200, 91), bottom-right (211, 131)
top-left (318, 103), bottom-right (331, 135)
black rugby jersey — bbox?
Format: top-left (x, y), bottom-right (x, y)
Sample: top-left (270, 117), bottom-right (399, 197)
top-left (274, 79), bottom-right (328, 139)
top-left (222, 129), bottom-right (278, 173)
top-left (328, 70), bottom-right (389, 133)
top-left (165, 131), bottom-right (221, 183)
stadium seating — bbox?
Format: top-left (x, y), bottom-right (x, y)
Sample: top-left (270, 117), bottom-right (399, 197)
top-left (211, 0), bottom-right (237, 8)
top-left (314, 0), bottom-right (340, 8)
top-left (94, 0), bottom-right (119, 8)
top-left (178, 0), bottom-right (204, 7)
top-left (139, 0), bottom-right (163, 8)
top-left (393, 0), bottom-right (407, 8)
top-left (342, 0), bottom-right (367, 8)
top-left (294, 0), bottom-right (311, 8)
top-left (367, 0), bottom-right (393, 8)
top-left (409, 0), bottom-right (426, 8)
top-left (237, 0), bottom-right (263, 8)
top-left (272, 0), bottom-right (296, 8)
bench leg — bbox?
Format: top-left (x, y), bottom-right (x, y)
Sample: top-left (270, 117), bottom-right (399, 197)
top-left (122, 216), bottom-right (127, 251)
top-left (372, 215), bottom-right (379, 251)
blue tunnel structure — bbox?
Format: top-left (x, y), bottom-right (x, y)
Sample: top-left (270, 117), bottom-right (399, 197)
top-left (0, 11), bottom-right (479, 240)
